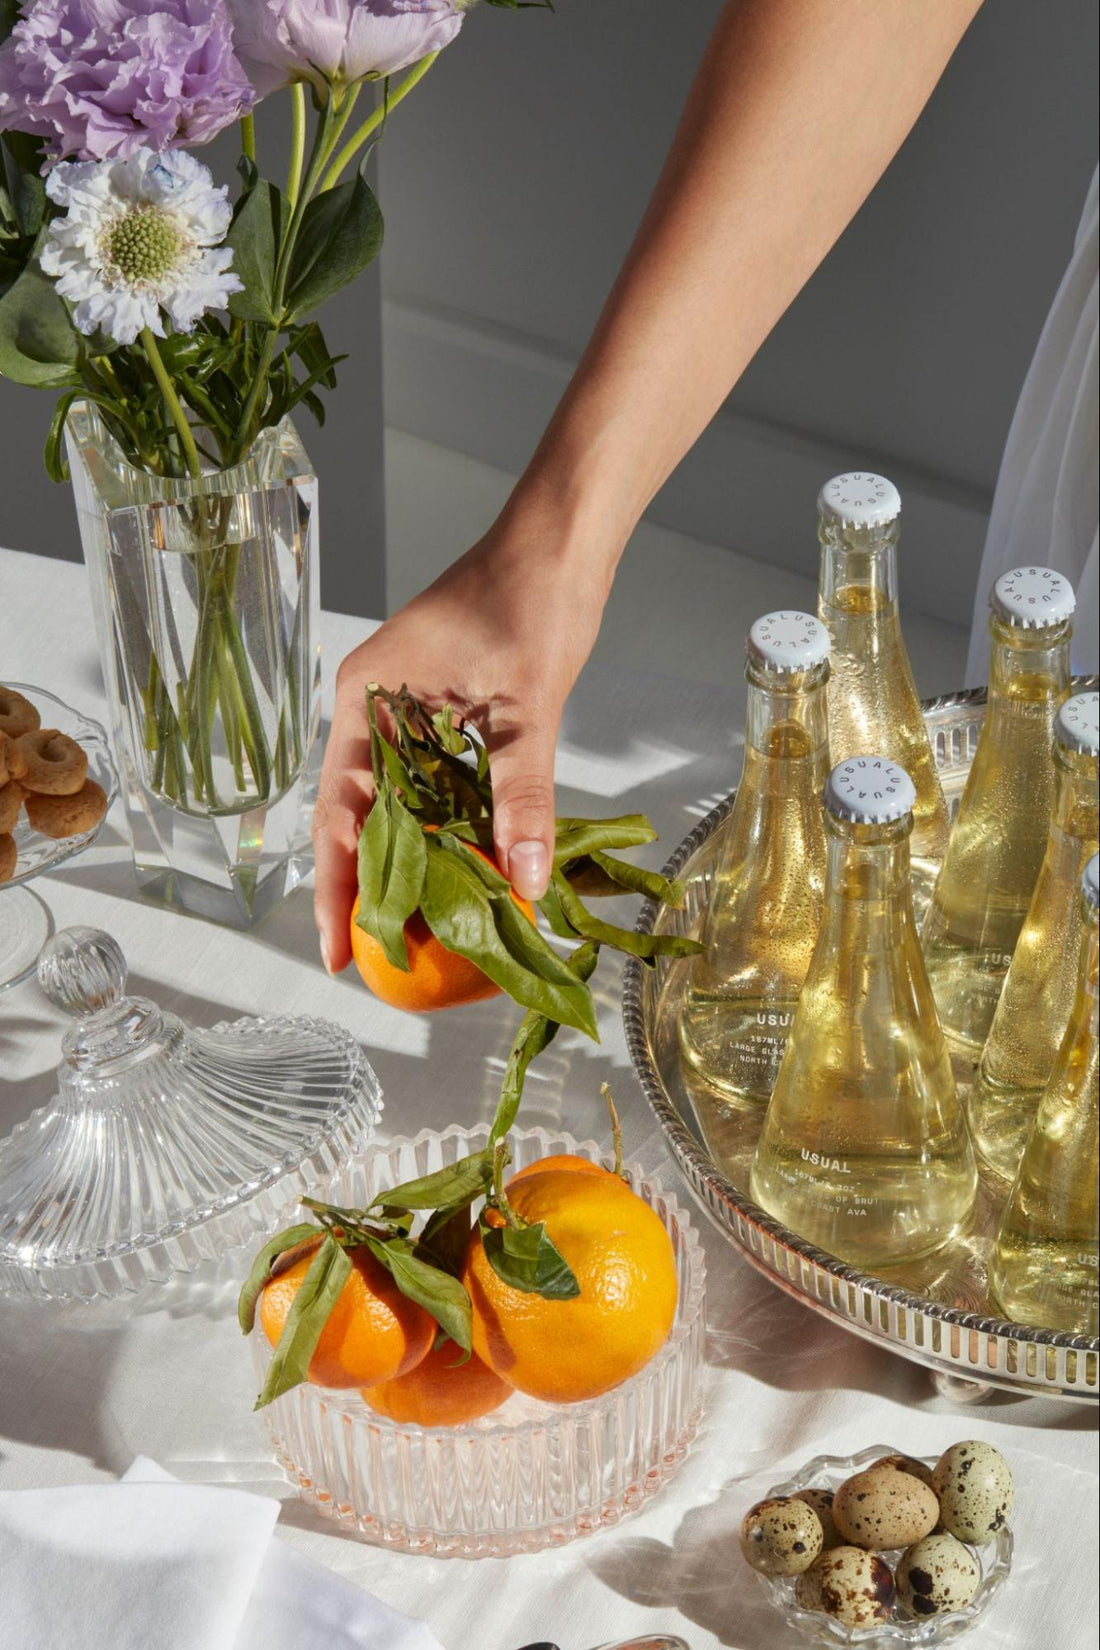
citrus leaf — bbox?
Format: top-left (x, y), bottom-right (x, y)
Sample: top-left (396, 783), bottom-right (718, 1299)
top-left (479, 1217), bottom-right (580, 1299)
top-left (355, 786), bottom-right (428, 970)
top-left (488, 940), bottom-right (600, 1144)
top-left (553, 814), bottom-right (656, 867)
top-left (418, 1203), bottom-right (473, 1279)
top-left (419, 835), bottom-right (598, 1037)
top-left (254, 1233), bottom-right (352, 1410)
top-left (550, 871), bottom-right (702, 963)
top-left (584, 849), bottom-right (686, 907)
top-left (370, 1148), bottom-right (494, 1214)
top-left (237, 1221), bottom-right (321, 1333)
top-left (366, 1234), bottom-right (473, 1353)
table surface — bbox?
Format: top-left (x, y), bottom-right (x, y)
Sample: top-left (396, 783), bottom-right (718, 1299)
top-left (1, 544), bottom-right (1096, 1650)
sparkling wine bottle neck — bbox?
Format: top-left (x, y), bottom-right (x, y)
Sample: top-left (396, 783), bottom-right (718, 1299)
top-left (986, 615), bottom-right (1072, 703)
top-left (743, 662), bottom-right (830, 758)
top-left (818, 515), bottom-right (900, 610)
top-left (820, 814), bottom-right (916, 934)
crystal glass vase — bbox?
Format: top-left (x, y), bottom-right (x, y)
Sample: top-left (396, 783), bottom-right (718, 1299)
top-left (65, 401), bottom-right (321, 928)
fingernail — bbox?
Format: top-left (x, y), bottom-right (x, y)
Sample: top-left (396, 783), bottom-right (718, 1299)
top-left (509, 840), bottom-right (549, 901)
top-left (319, 933), bottom-right (334, 975)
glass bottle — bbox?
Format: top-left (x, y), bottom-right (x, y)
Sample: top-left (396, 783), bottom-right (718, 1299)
top-left (921, 566), bottom-right (1075, 1049)
top-left (988, 854), bottom-right (1099, 1335)
top-left (817, 472), bottom-right (950, 910)
top-left (970, 691), bottom-right (1099, 1181)
top-left (750, 756), bottom-right (976, 1268)
top-left (679, 611), bottom-right (831, 1104)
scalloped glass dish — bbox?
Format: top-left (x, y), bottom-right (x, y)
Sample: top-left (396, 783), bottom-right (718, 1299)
top-left (252, 1124), bottom-right (707, 1558)
top-left (756, 1445), bottom-right (1013, 1646)
top-left (2, 682), bottom-right (117, 886)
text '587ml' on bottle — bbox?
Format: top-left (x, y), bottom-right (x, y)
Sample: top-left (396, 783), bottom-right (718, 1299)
top-left (922, 566), bottom-right (1075, 1050)
top-left (751, 757), bottom-right (977, 1270)
top-left (679, 611), bottom-right (830, 1105)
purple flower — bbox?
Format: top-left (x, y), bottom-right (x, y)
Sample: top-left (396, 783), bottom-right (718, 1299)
top-left (228, 0), bottom-right (467, 99)
top-left (0, 1), bottom-right (255, 162)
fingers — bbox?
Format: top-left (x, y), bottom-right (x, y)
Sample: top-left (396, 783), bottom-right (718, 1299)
top-left (312, 675), bottom-right (374, 974)
top-left (486, 716), bottom-right (559, 902)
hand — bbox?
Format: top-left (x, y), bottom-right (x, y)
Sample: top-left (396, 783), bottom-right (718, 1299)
top-left (312, 503), bottom-right (608, 974)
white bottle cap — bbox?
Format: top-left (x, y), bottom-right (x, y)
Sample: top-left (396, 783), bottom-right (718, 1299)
top-left (1056, 691), bottom-right (1099, 756)
top-left (1083, 853), bottom-right (1099, 912)
top-left (818, 472), bottom-right (901, 529)
top-left (824, 755), bottom-right (917, 824)
top-left (747, 610), bottom-right (830, 673)
top-left (991, 566), bottom-right (1075, 628)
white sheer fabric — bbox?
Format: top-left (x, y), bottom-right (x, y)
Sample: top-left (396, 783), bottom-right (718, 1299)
top-left (967, 167), bottom-right (1099, 684)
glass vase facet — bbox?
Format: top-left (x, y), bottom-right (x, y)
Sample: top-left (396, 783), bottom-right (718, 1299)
top-left (65, 402), bottom-right (321, 928)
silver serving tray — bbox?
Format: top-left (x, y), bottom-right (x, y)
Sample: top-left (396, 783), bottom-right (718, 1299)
top-left (624, 680), bottom-right (1099, 1402)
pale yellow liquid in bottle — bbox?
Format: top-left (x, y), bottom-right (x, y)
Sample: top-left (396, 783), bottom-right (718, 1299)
top-left (988, 901), bottom-right (1098, 1334)
top-left (680, 684), bottom-right (829, 1104)
top-left (751, 813), bottom-right (977, 1268)
top-left (822, 584), bottom-right (950, 902)
top-left (970, 741), bottom-right (1098, 1181)
top-left (921, 618), bottom-right (1071, 1049)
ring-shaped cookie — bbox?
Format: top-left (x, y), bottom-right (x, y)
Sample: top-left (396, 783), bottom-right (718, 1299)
top-left (0, 833), bottom-right (16, 882)
top-left (0, 687), bottom-right (40, 741)
top-left (15, 728), bottom-right (88, 796)
top-left (0, 781), bottom-right (26, 834)
top-left (25, 779), bottom-right (108, 840)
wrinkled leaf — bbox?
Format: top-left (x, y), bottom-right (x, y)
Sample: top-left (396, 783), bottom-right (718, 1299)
top-left (285, 170), bottom-right (383, 320)
top-left (480, 1217), bottom-right (580, 1299)
top-left (419, 835), bottom-right (598, 1037)
top-left (366, 1234), bottom-right (472, 1352)
top-left (254, 1233), bottom-right (352, 1409)
top-left (553, 814), bottom-right (655, 868)
top-left (551, 871), bottom-right (701, 963)
top-left (0, 264), bottom-right (79, 387)
top-left (370, 1148), bottom-right (493, 1215)
top-left (489, 941), bottom-right (600, 1144)
top-left (582, 849), bottom-right (686, 907)
top-left (355, 786), bottom-right (428, 969)
top-left (227, 178), bottom-right (283, 324)
top-left (237, 1221), bottom-right (322, 1333)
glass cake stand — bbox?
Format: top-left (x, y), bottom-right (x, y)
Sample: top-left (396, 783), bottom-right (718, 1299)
top-left (624, 679), bottom-right (1100, 1403)
top-left (0, 683), bottom-right (117, 989)
top-left (0, 926), bottom-right (383, 1302)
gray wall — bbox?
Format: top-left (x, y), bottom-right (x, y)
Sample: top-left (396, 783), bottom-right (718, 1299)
top-left (0, 111), bottom-right (387, 618)
top-left (380, 0), bottom-right (1098, 626)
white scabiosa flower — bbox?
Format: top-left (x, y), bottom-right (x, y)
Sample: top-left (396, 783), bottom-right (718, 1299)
top-left (40, 147), bottom-right (242, 346)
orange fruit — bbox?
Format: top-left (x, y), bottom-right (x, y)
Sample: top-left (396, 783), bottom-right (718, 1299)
top-left (350, 841), bottom-right (536, 1012)
top-left (463, 1169), bottom-right (678, 1405)
top-left (259, 1243), bottom-right (434, 1389)
top-left (361, 1339), bottom-right (511, 1427)
top-left (508, 1154), bottom-right (615, 1186)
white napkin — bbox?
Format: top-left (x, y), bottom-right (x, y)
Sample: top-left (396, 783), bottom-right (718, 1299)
top-left (0, 1458), bottom-right (443, 1650)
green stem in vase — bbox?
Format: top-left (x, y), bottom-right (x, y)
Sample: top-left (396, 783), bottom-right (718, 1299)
top-left (141, 328), bottom-right (202, 480)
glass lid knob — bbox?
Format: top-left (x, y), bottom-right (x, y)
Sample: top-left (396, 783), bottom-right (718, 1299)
top-left (37, 926), bottom-right (127, 1016)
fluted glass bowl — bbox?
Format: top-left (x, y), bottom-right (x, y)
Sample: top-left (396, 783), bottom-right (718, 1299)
top-left (252, 1124), bottom-right (707, 1558)
top-left (756, 1445), bottom-right (1013, 1646)
top-left (1, 682), bottom-right (117, 886)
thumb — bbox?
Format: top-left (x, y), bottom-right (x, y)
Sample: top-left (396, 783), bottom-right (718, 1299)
top-left (488, 720), bottom-right (558, 902)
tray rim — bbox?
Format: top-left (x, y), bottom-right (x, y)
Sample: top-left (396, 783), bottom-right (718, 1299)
top-left (623, 679), bottom-right (1100, 1399)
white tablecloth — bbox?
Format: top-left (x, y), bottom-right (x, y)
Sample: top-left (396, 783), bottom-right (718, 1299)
top-left (1, 545), bottom-right (1096, 1650)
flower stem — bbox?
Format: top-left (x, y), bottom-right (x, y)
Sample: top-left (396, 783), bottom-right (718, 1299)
top-left (241, 112), bottom-right (256, 163)
top-left (285, 84), bottom-right (307, 209)
top-left (141, 328), bottom-right (202, 480)
top-left (320, 53), bottom-right (439, 192)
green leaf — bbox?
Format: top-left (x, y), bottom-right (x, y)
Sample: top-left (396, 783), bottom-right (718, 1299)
top-left (1, 132), bottom-right (47, 240)
top-left (0, 265), bottom-right (79, 388)
top-left (371, 1148), bottom-right (493, 1215)
top-left (237, 1221), bottom-right (322, 1333)
top-left (355, 787), bottom-right (428, 970)
top-left (254, 1233), bottom-right (352, 1409)
top-left (226, 179), bottom-right (283, 324)
top-left (480, 1217), bottom-right (580, 1299)
top-left (488, 940), bottom-right (600, 1144)
top-left (580, 849), bottom-right (686, 907)
top-left (366, 1234), bottom-right (473, 1353)
top-left (549, 871), bottom-right (702, 963)
top-left (418, 1203), bottom-right (473, 1279)
top-left (419, 834), bottom-right (598, 1038)
top-left (553, 814), bottom-right (656, 868)
top-left (43, 388), bottom-right (79, 482)
top-left (284, 170), bottom-right (383, 321)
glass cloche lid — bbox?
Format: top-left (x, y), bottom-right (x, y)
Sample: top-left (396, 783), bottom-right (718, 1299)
top-left (0, 928), bottom-right (382, 1303)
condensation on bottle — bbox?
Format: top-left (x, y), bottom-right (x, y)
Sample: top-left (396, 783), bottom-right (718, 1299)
top-left (750, 756), bottom-right (977, 1269)
top-left (971, 691), bottom-right (1099, 1182)
top-left (989, 853), bottom-right (1099, 1336)
top-left (680, 611), bottom-right (830, 1105)
top-left (817, 472), bottom-right (949, 913)
top-left (921, 566), bottom-right (1075, 1050)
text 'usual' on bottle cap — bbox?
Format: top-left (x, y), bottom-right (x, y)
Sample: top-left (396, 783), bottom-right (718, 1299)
top-left (1056, 691), bottom-right (1099, 756)
top-left (747, 611), bottom-right (830, 674)
top-left (824, 756), bottom-right (917, 824)
top-left (992, 566), bottom-right (1076, 628)
top-left (817, 472), bottom-right (901, 529)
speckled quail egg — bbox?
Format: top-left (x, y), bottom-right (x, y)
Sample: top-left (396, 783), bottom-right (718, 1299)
top-left (792, 1487), bottom-right (843, 1549)
top-left (833, 1465), bottom-right (939, 1551)
top-left (932, 1441), bottom-right (1014, 1546)
top-left (896, 1532), bottom-right (982, 1618)
top-left (795, 1546), bottom-right (895, 1627)
top-left (871, 1452), bottom-right (936, 1491)
top-left (739, 1497), bottom-right (824, 1576)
